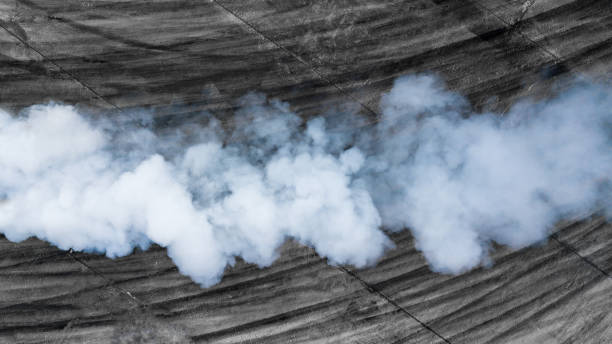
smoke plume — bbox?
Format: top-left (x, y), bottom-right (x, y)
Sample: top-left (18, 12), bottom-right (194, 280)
top-left (0, 75), bottom-right (610, 285)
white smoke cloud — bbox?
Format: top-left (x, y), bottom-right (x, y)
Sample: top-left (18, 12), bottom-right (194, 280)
top-left (0, 75), bottom-right (610, 286)
top-left (0, 97), bottom-right (390, 286)
top-left (361, 75), bottom-right (612, 273)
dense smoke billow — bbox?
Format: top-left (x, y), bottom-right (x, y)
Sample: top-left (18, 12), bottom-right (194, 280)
top-left (0, 75), bottom-right (610, 285)
top-left (361, 75), bottom-right (612, 273)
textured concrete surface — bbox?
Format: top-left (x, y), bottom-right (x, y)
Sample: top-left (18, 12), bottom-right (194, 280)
top-left (0, 0), bottom-right (611, 343)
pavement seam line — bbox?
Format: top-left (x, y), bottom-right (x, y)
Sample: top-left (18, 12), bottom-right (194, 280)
top-left (337, 266), bottom-right (453, 344)
top-left (210, 0), bottom-right (382, 120)
top-left (0, 20), bottom-right (123, 111)
top-left (67, 249), bottom-right (142, 305)
top-left (550, 233), bottom-right (612, 280)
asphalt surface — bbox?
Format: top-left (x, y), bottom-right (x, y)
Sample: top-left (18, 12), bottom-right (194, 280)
top-left (1, 1), bottom-right (612, 343)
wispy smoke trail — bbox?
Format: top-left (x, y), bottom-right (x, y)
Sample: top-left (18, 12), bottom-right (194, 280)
top-left (0, 75), bottom-right (610, 285)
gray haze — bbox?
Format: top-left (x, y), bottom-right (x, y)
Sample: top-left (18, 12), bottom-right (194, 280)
top-left (0, 75), bottom-right (610, 285)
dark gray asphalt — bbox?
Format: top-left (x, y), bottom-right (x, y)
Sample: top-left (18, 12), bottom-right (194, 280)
top-left (1, 1), bottom-right (611, 343)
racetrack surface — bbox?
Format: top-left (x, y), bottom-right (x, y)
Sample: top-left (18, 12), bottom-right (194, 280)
top-left (1, 1), bottom-right (612, 343)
